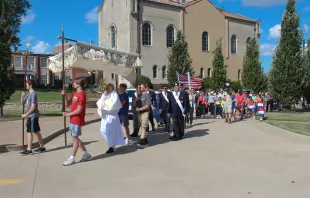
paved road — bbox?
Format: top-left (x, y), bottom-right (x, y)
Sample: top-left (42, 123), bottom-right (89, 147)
top-left (1, 118), bottom-right (310, 198)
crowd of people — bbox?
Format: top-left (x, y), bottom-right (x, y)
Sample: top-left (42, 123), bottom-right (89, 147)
top-left (19, 78), bottom-right (274, 166)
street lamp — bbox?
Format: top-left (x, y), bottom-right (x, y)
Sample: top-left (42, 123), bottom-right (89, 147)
top-left (57, 24), bottom-right (77, 146)
top-left (22, 42), bottom-right (31, 149)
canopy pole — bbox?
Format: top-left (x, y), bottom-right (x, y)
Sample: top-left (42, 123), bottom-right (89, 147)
top-left (61, 24), bottom-right (67, 146)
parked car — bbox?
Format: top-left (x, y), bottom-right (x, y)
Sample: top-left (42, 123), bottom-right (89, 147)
top-left (126, 88), bottom-right (136, 119)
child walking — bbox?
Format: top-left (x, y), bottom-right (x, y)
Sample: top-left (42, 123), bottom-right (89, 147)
top-left (257, 95), bottom-right (265, 121)
top-left (248, 96), bottom-right (255, 119)
top-left (61, 78), bottom-right (92, 166)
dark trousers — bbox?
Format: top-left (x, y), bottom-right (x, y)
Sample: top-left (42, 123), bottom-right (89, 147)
top-left (199, 104), bottom-right (206, 117)
top-left (162, 111), bottom-right (171, 131)
top-left (209, 103), bottom-right (215, 116)
top-left (149, 108), bottom-right (155, 129)
top-left (266, 99), bottom-right (274, 112)
top-left (186, 107), bottom-right (194, 124)
top-left (172, 115), bottom-right (185, 138)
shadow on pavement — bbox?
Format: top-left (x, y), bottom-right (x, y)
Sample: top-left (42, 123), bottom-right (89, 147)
top-left (91, 143), bottom-right (138, 161)
top-left (0, 144), bottom-right (14, 154)
top-left (44, 140), bottom-right (99, 153)
top-left (192, 121), bottom-right (215, 127)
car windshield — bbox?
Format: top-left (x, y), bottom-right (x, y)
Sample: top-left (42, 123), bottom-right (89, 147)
top-left (126, 90), bottom-right (135, 98)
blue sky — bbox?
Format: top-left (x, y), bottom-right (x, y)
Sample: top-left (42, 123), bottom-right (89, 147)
top-left (19, 0), bottom-right (310, 71)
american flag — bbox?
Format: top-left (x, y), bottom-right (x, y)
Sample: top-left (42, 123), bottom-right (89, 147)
top-left (178, 72), bottom-right (203, 90)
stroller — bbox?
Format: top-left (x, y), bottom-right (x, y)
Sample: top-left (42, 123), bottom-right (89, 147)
top-left (235, 105), bottom-right (244, 121)
top-left (215, 101), bottom-right (225, 119)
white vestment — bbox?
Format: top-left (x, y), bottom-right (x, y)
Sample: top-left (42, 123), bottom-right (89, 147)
top-left (97, 91), bottom-right (125, 147)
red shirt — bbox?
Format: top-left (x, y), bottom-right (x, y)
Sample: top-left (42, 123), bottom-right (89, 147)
top-left (70, 91), bottom-right (86, 126)
top-left (198, 96), bottom-right (207, 105)
top-left (236, 93), bottom-right (246, 105)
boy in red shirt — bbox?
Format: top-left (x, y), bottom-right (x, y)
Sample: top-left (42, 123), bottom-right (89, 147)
top-left (61, 78), bottom-right (92, 166)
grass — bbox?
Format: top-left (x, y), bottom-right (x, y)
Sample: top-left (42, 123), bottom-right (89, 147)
top-left (258, 111), bottom-right (310, 136)
top-left (7, 89), bottom-right (100, 104)
top-left (0, 110), bottom-right (63, 122)
top-left (8, 90), bottom-right (65, 103)
top-left (266, 120), bottom-right (310, 136)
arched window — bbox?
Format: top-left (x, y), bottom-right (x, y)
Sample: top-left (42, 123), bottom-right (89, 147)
top-left (110, 25), bottom-right (116, 49)
top-left (153, 65), bottom-right (158, 79)
top-left (246, 37), bottom-right (251, 44)
top-left (207, 68), bottom-right (212, 77)
top-left (231, 35), bottom-right (237, 54)
top-left (202, 32), bottom-right (209, 51)
top-left (142, 23), bottom-right (152, 46)
top-left (162, 65), bottom-right (167, 79)
top-left (200, 68), bottom-right (204, 78)
top-left (238, 69), bottom-right (241, 80)
top-left (166, 26), bottom-right (175, 48)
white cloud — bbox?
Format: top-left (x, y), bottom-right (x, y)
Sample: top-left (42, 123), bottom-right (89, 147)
top-left (304, 24), bottom-right (309, 33)
top-left (22, 36), bottom-right (35, 43)
top-left (261, 43), bottom-right (276, 56)
top-left (242, 0), bottom-right (287, 7)
top-left (21, 10), bottom-right (36, 24)
top-left (31, 41), bottom-right (52, 54)
top-left (269, 24), bottom-right (281, 39)
top-left (85, 6), bottom-right (99, 23)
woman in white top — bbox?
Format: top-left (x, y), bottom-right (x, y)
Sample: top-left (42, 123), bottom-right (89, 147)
top-left (224, 88), bottom-right (233, 124)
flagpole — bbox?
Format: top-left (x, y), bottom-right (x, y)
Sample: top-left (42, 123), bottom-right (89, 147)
top-left (187, 72), bottom-right (191, 90)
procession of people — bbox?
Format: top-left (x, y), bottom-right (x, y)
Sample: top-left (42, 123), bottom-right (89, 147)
top-left (19, 78), bottom-right (273, 166)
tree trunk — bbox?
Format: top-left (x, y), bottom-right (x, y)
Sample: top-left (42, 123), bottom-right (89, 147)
top-left (0, 105), bottom-right (4, 117)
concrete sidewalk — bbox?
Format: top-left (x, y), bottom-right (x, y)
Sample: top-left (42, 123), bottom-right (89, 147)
top-left (1, 118), bottom-right (310, 198)
top-left (0, 108), bottom-right (100, 151)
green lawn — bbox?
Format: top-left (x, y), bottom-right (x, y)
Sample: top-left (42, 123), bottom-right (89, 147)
top-left (267, 120), bottom-right (310, 136)
top-left (259, 111), bottom-right (310, 136)
top-left (8, 90), bottom-right (65, 103)
top-left (0, 110), bottom-right (62, 122)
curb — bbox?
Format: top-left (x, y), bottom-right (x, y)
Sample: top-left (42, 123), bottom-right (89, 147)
top-left (5, 118), bottom-right (101, 152)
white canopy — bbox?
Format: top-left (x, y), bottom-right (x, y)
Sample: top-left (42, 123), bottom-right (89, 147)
top-left (48, 42), bottom-right (143, 83)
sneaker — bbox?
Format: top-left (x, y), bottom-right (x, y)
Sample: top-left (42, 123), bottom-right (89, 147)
top-left (137, 139), bottom-right (149, 149)
top-left (106, 147), bottom-right (115, 154)
top-left (63, 158), bottom-right (75, 166)
top-left (124, 137), bottom-right (129, 145)
top-left (20, 150), bottom-right (33, 156)
top-left (33, 147), bottom-right (46, 153)
top-left (79, 153), bottom-right (92, 162)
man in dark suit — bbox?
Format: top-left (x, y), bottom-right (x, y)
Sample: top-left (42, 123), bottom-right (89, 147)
top-left (159, 84), bottom-right (172, 132)
top-left (168, 82), bottom-right (189, 141)
top-left (146, 84), bottom-right (155, 131)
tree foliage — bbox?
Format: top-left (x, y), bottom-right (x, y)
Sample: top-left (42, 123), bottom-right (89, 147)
top-left (242, 38), bottom-right (267, 93)
top-left (269, 0), bottom-right (303, 106)
top-left (211, 40), bottom-right (227, 90)
top-left (202, 77), bottom-right (212, 90)
top-left (134, 75), bottom-right (153, 89)
top-left (302, 38), bottom-right (310, 104)
top-left (167, 30), bottom-right (193, 86)
top-left (0, 0), bottom-right (31, 116)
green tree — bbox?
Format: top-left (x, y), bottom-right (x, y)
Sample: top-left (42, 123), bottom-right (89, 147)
top-left (226, 79), bottom-right (243, 93)
top-left (202, 77), bottom-right (212, 90)
top-left (167, 30), bottom-right (193, 86)
top-left (134, 75), bottom-right (153, 89)
top-left (269, 0), bottom-right (303, 107)
top-left (302, 38), bottom-right (310, 105)
top-left (211, 40), bottom-right (227, 90)
top-left (0, 0), bottom-right (31, 116)
top-left (242, 38), bottom-right (267, 93)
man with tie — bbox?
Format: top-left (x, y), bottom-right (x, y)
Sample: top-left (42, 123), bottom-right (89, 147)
top-left (159, 84), bottom-right (172, 132)
top-left (168, 83), bottom-right (189, 141)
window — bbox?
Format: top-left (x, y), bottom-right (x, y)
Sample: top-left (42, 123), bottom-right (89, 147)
top-left (200, 68), bottom-right (204, 78)
top-left (207, 68), bottom-right (212, 77)
top-left (54, 75), bottom-right (60, 81)
top-left (231, 35), bottom-right (237, 54)
top-left (181, 0), bottom-right (187, 3)
top-left (202, 32), bottom-right (209, 51)
top-left (162, 65), bottom-right (167, 79)
top-left (14, 56), bottom-right (22, 67)
top-left (27, 57), bottom-right (35, 69)
top-left (110, 25), bottom-right (116, 49)
top-left (40, 58), bottom-right (47, 68)
top-left (153, 65), bottom-right (158, 78)
top-left (142, 23), bottom-right (152, 46)
top-left (166, 26), bottom-right (175, 48)
top-left (238, 70), bottom-right (241, 80)
top-left (111, 73), bottom-right (115, 79)
top-left (246, 37), bottom-right (251, 43)
top-left (41, 75), bottom-right (47, 85)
